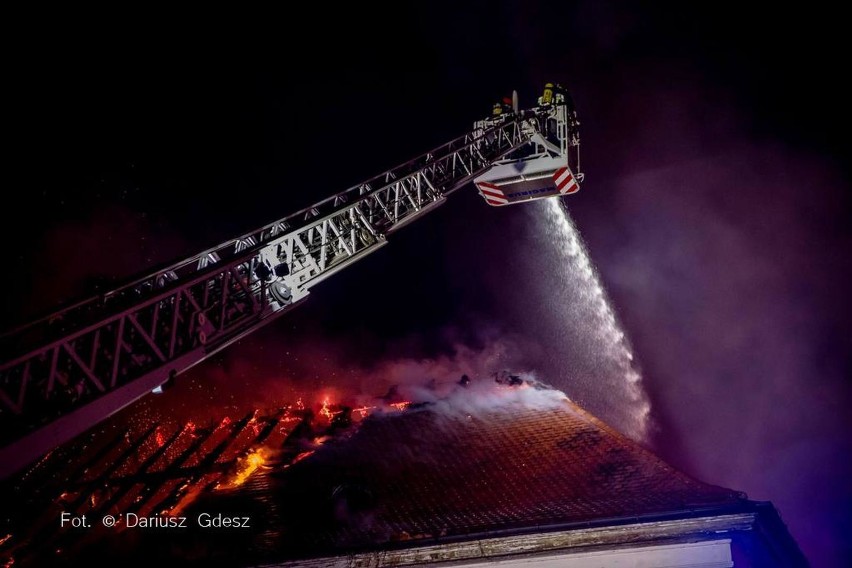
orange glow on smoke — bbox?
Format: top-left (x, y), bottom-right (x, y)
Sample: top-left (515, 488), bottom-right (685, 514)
top-left (291, 450), bottom-right (315, 465)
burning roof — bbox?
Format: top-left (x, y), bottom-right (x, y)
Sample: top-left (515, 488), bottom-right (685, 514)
top-left (257, 382), bottom-right (742, 559)
top-left (2, 378), bottom-right (769, 566)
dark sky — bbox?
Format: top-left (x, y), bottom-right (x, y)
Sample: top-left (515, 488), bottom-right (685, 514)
top-left (3, 3), bottom-right (851, 564)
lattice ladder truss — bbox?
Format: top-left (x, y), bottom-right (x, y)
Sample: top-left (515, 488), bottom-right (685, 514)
top-left (0, 105), bottom-right (569, 478)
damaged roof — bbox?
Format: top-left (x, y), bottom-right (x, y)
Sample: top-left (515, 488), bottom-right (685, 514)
top-left (258, 393), bottom-right (743, 558)
top-left (2, 383), bottom-right (760, 566)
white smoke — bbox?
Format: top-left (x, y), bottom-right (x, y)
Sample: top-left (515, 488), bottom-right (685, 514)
top-left (404, 374), bottom-right (571, 421)
top-left (345, 339), bottom-right (535, 408)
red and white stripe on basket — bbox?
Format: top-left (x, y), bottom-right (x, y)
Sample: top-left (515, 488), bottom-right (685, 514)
top-left (553, 167), bottom-right (579, 194)
top-left (475, 182), bottom-right (509, 206)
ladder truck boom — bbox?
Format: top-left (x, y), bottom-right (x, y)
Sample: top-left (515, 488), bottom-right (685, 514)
top-left (0, 92), bottom-right (581, 478)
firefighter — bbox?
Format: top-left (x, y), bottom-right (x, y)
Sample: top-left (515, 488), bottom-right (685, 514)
top-left (492, 96), bottom-right (513, 118)
top-left (555, 83), bottom-right (577, 117)
top-left (540, 82), bottom-right (555, 105)
top-left (553, 83), bottom-right (572, 109)
top-left (540, 82), bottom-right (577, 117)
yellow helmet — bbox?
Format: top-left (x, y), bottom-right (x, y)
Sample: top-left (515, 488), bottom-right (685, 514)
top-left (542, 83), bottom-right (554, 104)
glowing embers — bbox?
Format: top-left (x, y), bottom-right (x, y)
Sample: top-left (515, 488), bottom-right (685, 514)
top-left (210, 394), bottom-right (407, 491)
top-left (316, 394), bottom-right (411, 423)
top-left (2, 392), bottom-right (426, 565)
top-left (350, 401), bottom-right (411, 417)
top-left (154, 427), bottom-right (166, 448)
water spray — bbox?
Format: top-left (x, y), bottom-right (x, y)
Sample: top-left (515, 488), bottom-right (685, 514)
top-left (539, 197), bottom-right (652, 441)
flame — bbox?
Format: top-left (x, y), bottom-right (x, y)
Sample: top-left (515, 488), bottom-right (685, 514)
top-left (352, 405), bottom-right (375, 418)
top-left (319, 397), bottom-right (334, 420)
top-left (215, 448), bottom-right (268, 490)
top-left (295, 397), bottom-right (304, 410)
top-left (155, 428), bottom-right (166, 448)
top-left (0, 534), bottom-right (11, 546)
top-left (338, 400), bottom-right (409, 418)
top-left (248, 411), bottom-right (262, 436)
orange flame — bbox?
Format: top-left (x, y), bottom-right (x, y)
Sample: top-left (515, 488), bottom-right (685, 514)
top-left (319, 397), bottom-right (334, 420)
top-left (352, 405), bottom-right (375, 418)
top-left (155, 429), bottom-right (166, 448)
top-left (248, 411), bottom-right (262, 436)
top-left (216, 448), bottom-right (268, 490)
top-left (389, 401), bottom-right (411, 411)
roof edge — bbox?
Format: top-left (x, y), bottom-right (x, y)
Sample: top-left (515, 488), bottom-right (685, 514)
top-left (261, 501), bottom-right (785, 567)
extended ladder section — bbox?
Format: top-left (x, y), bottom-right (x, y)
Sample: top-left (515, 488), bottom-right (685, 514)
top-left (0, 100), bottom-right (579, 477)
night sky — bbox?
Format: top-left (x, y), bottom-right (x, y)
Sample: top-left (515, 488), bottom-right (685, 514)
top-left (4, 3), bottom-right (852, 565)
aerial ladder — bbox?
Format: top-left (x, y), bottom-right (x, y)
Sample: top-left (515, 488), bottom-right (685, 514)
top-left (0, 87), bottom-right (582, 478)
